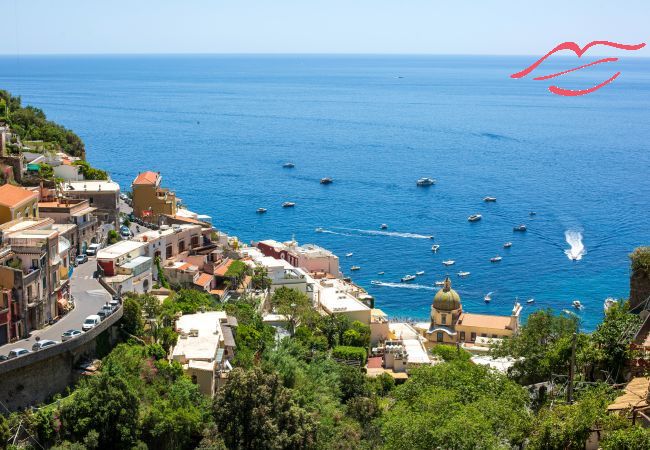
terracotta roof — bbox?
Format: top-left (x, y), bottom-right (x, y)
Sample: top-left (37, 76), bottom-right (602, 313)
top-left (608, 377), bottom-right (649, 411)
top-left (214, 259), bottom-right (234, 277)
top-left (194, 273), bottom-right (213, 287)
top-left (458, 313), bottom-right (512, 330)
top-left (367, 356), bottom-right (383, 369)
top-left (178, 263), bottom-right (192, 271)
top-left (0, 184), bottom-right (38, 208)
top-left (210, 289), bottom-right (225, 296)
top-left (133, 171), bottom-right (159, 185)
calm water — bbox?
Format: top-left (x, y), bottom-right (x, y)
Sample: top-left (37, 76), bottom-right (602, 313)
top-left (1, 55), bottom-right (649, 330)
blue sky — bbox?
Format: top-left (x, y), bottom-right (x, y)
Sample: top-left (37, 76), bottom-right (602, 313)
top-left (2, 0), bottom-right (649, 55)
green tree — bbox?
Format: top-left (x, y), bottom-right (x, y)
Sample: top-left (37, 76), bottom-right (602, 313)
top-left (601, 426), bottom-right (650, 450)
top-left (73, 160), bottom-right (108, 180)
top-left (122, 297), bottom-right (144, 336)
top-left (212, 367), bottom-right (318, 450)
top-left (251, 266), bottom-right (272, 291)
top-left (107, 229), bottom-right (121, 245)
top-left (154, 255), bottom-right (170, 289)
top-left (272, 287), bottom-right (312, 336)
top-left (0, 414), bottom-right (11, 450)
top-left (38, 163), bottom-right (54, 180)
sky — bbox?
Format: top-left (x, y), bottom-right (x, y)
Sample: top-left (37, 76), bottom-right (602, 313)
top-left (1, 0), bottom-right (649, 56)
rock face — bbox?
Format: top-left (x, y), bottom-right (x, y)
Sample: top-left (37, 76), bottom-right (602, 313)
top-left (630, 247), bottom-right (650, 312)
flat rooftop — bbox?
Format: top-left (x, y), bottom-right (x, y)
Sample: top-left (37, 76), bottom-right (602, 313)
top-left (173, 311), bottom-right (228, 362)
top-left (97, 240), bottom-right (145, 259)
top-left (317, 279), bottom-right (370, 313)
top-left (65, 180), bottom-right (120, 193)
top-left (458, 313), bottom-right (512, 330)
top-left (389, 322), bottom-right (431, 365)
top-left (120, 256), bottom-right (151, 269)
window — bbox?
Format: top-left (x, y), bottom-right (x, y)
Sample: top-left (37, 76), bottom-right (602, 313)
top-left (178, 240), bottom-right (185, 253)
top-left (481, 333), bottom-right (487, 338)
top-left (166, 244), bottom-right (173, 259)
top-left (25, 207), bottom-right (30, 217)
top-left (436, 332), bottom-right (443, 342)
top-left (460, 331), bottom-right (465, 341)
top-left (441, 314), bottom-right (447, 325)
top-left (470, 332), bottom-right (476, 342)
top-left (492, 334), bottom-right (498, 339)
top-left (191, 375), bottom-right (197, 384)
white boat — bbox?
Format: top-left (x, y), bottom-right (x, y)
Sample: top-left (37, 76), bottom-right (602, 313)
top-left (484, 292), bottom-right (493, 302)
top-left (315, 227), bottom-right (324, 232)
top-left (256, 208), bottom-right (267, 213)
top-left (401, 274), bottom-right (416, 282)
top-left (416, 177), bottom-right (436, 186)
top-left (468, 214), bottom-right (482, 222)
top-left (431, 244), bottom-right (440, 252)
top-left (572, 300), bottom-right (582, 309)
top-left (345, 252), bottom-right (353, 257)
top-left (282, 162), bottom-right (295, 168)
top-left (457, 271), bottom-right (470, 277)
top-left (428, 235), bottom-right (435, 240)
top-left (490, 256), bottom-right (502, 263)
top-left (282, 202), bottom-right (296, 208)
top-left (435, 280), bottom-right (445, 286)
top-left (380, 224), bottom-right (388, 229)
top-left (416, 271), bottom-right (425, 276)
top-left (320, 177), bottom-right (333, 184)
top-left (350, 266), bottom-right (361, 271)
top-left (529, 211), bottom-right (537, 216)
top-left (442, 260), bottom-right (455, 266)
top-left (563, 309), bottom-right (577, 317)
top-left (604, 297), bottom-right (618, 312)
top-left (513, 224), bottom-right (527, 232)
top-left (527, 298), bottom-right (535, 304)
top-left (483, 196), bottom-right (497, 202)
top-left (503, 242), bottom-right (513, 248)
top-left (377, 271), bottom-right (385, 275)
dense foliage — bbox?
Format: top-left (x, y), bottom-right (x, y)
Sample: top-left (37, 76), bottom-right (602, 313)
top-left (73, 160), bottom-right (108, 180)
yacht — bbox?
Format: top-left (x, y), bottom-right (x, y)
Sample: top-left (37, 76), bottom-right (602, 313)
top-left (416, 270), bottom-right (425, 276)
top-left (435, 280), bottom-right (446, 286)
top-left (282, 162), bottom-right (295, 168)
top-left (572, 300), bottom-right (583, 309)
top-left (320, 177), bottom-right (333, 184)
top-left (604, 297), bottom-right (618, 312)
top-left (483, 196), bottom-right (497, 202)
top-left (350, 266), bottom-right (361, 271)
top-left (513, 224), bottom-right (527, 232)
top-left (256, 208), bottom-right (267, 214)
top-left (416, 177), bottom-right (436, 186)
top-left (468, 214), bottom-right (482, 222)
top-left (380, 224), bottom-right (388, 229)
top-left (282, 202), bottom-right (296, 208)
top-left (377, 271), bottom-right (385, 275)
top-left (431, 244), bottom-right (440, 252)
top-left (345, 252), bottom-right (353, 257)
top-left (401, 274), bottom-right (416, 282)
top-left (490, 256), bottom-right (502, 263)
top-left (527, 298), bottom-right (535, 304)
top-left (457, 271), bottom-right (470, 277)
top-left (484, 292), bottom-right (493, 303)
top-left (503, 242), bottom-right (513, 248)
top-left (315, 227), bottom-right (324, 232)
top-left (442, 260), bottom-right (455, 266)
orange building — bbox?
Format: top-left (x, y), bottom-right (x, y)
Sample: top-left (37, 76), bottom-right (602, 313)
top-left (0, 184), bottom-right (38, 224)
top-left (131, 171), bottom-right (177, 223)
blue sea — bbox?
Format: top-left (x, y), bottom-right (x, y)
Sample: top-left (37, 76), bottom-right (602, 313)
top-left (1, 54), bottom-right (649, 331)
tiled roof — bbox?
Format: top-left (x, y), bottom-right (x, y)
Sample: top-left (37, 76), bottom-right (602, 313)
top-left (0, 184), bottom-right (37, 208)
top-left (214, 259), bottom-right (234, 276)
top-left (458, 313), bottom-right (512, 330)
top-left (133, 171), bottom-right (159, 185)
top-left (194, 273), bottom-right (213, 287)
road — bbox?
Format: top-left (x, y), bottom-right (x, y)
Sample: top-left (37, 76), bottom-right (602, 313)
top-left (0, 257), bottom-right (112, 356)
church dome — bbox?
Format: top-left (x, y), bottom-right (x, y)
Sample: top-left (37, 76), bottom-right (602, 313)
top-left (433, 277), bottom-right (461, 311)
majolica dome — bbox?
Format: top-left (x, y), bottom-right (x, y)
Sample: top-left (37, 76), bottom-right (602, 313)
top-left (432, 277), bottom-right (461, 311)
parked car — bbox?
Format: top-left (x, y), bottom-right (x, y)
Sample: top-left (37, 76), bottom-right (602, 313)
top-left (7, 348), bottom-right (30, 359)
top-left (75, 254), bottom-right (88, 265)
top-left (109, 299), bottom-right (120, 309)
top-left (82, 315), bottom-right (101, 331)
top-left (101, 304), bottom-right (114, 316)
top-left (0, 355), bottom-right (8, 361)
top-left (32, 339), bottom-right (59, 351)
top-left (86, 243), bottom-right (101, 256)
top-left (61, 329), bottom-right (82, 342)
top-left (97, 310), bottom-right (108, 321)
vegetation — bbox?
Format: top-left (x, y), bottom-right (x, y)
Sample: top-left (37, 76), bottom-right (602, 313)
top-left (332, 346), bottom-right (368, 365)
top-left (73, 160), bottom-right (108, 180)
top-left (630, 246), bottom-right (650, 272)
top-left (251, 266), bottom-right (272, 291)
top-left (224, 259), bottom-right (249, 288)
top-left (106, 229), bottom-right (121, 245)
top-left (154, 255), bottom-right (170, 289)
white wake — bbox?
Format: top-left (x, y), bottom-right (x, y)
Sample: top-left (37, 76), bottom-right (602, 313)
top-left (564, 230), bottom-right (586, 261)
top-left (371, 281), bottom-right (436, 290)
top-left (335, 227), bottom-right (433, 240)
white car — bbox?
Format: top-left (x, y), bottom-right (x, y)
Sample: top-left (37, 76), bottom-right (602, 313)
top-left (32, 339), bottom-right (59, 351)
top-left (86, 243), bottom-right (101, 256)
top-left (7, 348), bottom-right (30, 359)
top-left (82, 315), bottom-right (101, 331)
top-left (61, 329), bottom-right (82, 342)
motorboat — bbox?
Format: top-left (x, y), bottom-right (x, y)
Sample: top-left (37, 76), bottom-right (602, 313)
top-left (428, 235), bottom-right (435, 240)
top-left (468, 214), bottom-right (482, 222)
top-left (490, 256), bottom-right (502, 263)
top-left (442, 260), bottom-right (455, 266)
top-left (350, 266), bottom-right (361, 271)
top-left (604, 297), bottom-right (618, 312)
top-left (282, 202), bottom-right (296, 208)
top-left (282, 162), bottom-right (295, 168)
top-left (401, 274), bottom-right (416, 282)
top-left (529, 211), bottom-right (537, 216)
top-left (572, 300), bottom-right (582, 309)
top-left (256, 208), bottom-right (267, 214)
top-left (371, 280), bottom-right (381, 285)
top-left (503, 242), bottom-right (513, 248)
top-left (345, 252), bottom-right (353, 257)
top-left (483, 196), bottom-right (497, 202)
top-left (484, 292), bottom-right (493, 303)
top-left (431, 244), bottom-right (440, 252)
top-left (416, 271), bottom-right (425, 276)
top-left (513, 224), bottom-right (527, 232)
top-left (320, 177), bottom-right (333, 184)
top-left (315, 227), bottom-right (324, 232)
top-left (435, 281), bottom-right (446, 286)
top-left (380, 224), bottom-right (388, 229)
top-left (377, 271), bottom-right (385, 275)
top-left (416, 177), bottom-right (436, 186)
top-left (457, 271), bottom-right (470, 277)
top-left (527, 298), bottom-right (535, 304)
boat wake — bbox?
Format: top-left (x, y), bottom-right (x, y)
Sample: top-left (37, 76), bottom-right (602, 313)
top-left (370, 281), bottom-right (436, 290)
top-left (564, 230), bottom-right (586, 261)
top-left (334, 227), bottom-right (433, 240)
top-left (317, 228), bottom-right (363, 238)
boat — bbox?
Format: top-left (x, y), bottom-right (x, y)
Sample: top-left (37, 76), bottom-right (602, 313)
top-left (484, 292), bottom-right (493, 303)
top-left (377, 271), bottom-right (385, 275)
top-left (483, 196), bottom-right (497, 202)
top-left (468, 214), bottom-right (482, 222)
top-left (435, 280), bottom-right (446, 286)
top-left (529, 211), bottom-right (537, 216)
top-left (572, 300), bottom-right (582, 309)
top-left (401, 274), bottom-right (416, 282)
top-left (563, 309), bottom-right (577, 317)
top-left (380, 224), bottom-right (388, 229)
top-left (527, 298), bottom-right (535, 304)
top-left (431, 244), bottom-right (440, 252)
top-left (442, 260), bottom-right (455, 266)
top-left (282, 162), bottom-right (295, 168)
top-left (345, 252), bottom-right (353, 257)
top-left (457, 271), bottom-right (470, 277)
top-left (282, 202), bottom-right (296, 208)
top-left (428, 235), bottom-right (435, 240)
top-left (416, 271), bottom-right (425, 276)
top-left (256, 208), bottom-right (267, 214)
top-left (416, 177), bottom-right (436, 186)
top-left (315, 227), bottom-right (324, 232)
top-left (503, 242), bottom-right (513, 248)
top-left (490, 256), bottom-right (502, 263)
top-left (604, 297), bottom-right (618, 312)
top-left (513, 224), bottom-right (527, 232)
top-left (350, 266), bottom-right (361, 271)
top-left (320, 177), bottom-right (333, 184)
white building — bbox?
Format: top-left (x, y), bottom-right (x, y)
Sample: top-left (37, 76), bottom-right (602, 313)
top-left (96, 240), bottom-right (152, 293)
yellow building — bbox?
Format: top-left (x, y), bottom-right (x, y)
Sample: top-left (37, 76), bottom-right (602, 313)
top-left (131, 171), bottom-right (177, 223)
top-left (415, 277), bottom-right (521, 348)
top-left (0, 184), bottom-right (38, 225)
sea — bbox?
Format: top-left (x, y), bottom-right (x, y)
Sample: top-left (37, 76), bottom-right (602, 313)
top-left (1, 54), bottom-right (649, 331)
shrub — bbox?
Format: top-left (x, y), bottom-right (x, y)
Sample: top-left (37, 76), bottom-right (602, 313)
top-left (332, 346), bottom-right (367, 365)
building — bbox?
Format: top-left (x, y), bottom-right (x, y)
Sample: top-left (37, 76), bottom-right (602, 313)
top-left (315, 277), bottom-right (372, 325)
top-left (257, 239), bottom-right (341, 277)
top-left (64, 180), bottom-right (120, 227)
top-left (133, 223), bottom-right (203, 262)
top-left (170, 311), bottom-right (237, 396)
top-left (414, 277), bottom-right (521, 349)
top-left (0, 184), bottom-right (38, 224)
top-left (96, 240), bottom-right (152, 293)
top-left (131, 171), bottom-right (177, 223)
top-left (38, 198), bottom-right (98, 254)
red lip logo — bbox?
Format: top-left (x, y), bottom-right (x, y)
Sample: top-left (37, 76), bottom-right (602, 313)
top-left (511, 40), bottom-right (646, 96)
